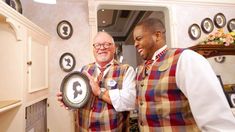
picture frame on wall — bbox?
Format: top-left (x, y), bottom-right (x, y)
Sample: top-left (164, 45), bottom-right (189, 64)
top-left (5, 0), bottom-right (23, 14)
top-left (59, 52), bottom-right (76, 72)
top-left (216, 75), bottom-right (235, 108)
top-left (57, 20), bottom-right (73, 40)
top-left (201, 18), bottom-right (214, 34)
top-left (188, 24), bottom-right (201, 40)
top-left (214, 13), bottom-right (226, 28)
top-left (227, 18), bottom-right (235, 32)
top-left (214, 56), bottom-right (226, 63)
top-left (226, 92), bottom-right (235, 108)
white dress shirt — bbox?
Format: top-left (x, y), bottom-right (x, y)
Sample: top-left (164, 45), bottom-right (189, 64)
top-left (176, 49), bottom-right (235, 132)
top-left (95, 60), bottom-right (136, 112)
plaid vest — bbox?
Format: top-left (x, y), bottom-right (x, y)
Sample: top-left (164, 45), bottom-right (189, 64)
top-left (136, 49), bottom-right (200, 132)
top-left (76, 60), bottom-right (130, 132)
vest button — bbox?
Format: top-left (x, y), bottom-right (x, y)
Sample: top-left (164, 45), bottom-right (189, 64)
top-left (140, 102), bottom-right (143, 105)
top-left (140, 83), bottom-right (144, 87)
top-left (140, 121), bottom-right (144, 126)
top-left (91, 106), bottom-right (95, 110)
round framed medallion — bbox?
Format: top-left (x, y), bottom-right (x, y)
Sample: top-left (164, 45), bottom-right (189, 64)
top-left (57, 20), bottom-right (73, 40)
top-left (226, 92), bottom-right (235, 108)
top-left (227, 18), bottom-right (235, 32)
top-left (5, 0), bottom-right (23, 14)
top-left (230, 93), bottom-right (235, 107)
top-left (59, 52), bottom-right (76, 72)
top-left (188, 24), bottom-right (201, 40)
top-left (60, 71), bottom-right (91, 109)
top-left (201, 18), bottom-right (214, 34)
top-left (214, 13), bottom-right (226, 28)
top-left (214, 56), bottom-right (226, 63)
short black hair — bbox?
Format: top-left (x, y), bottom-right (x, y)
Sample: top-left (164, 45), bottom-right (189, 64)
top-left (136, 18), bottom-right (166, 33)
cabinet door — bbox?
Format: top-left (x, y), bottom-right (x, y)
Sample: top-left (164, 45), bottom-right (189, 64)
top-left (27, 33), bottom-right (48, 93)
top-left (0, 16), bottom-right (23, 99)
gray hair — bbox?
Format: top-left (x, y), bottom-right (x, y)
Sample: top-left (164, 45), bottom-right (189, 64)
top-left (93, 31), bottom-right (115, 44)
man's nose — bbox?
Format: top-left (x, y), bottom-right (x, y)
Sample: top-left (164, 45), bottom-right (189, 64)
top-left (134, 41), bottom-right (138, 47)
top-left (99, 44), bottom-right (106, 49)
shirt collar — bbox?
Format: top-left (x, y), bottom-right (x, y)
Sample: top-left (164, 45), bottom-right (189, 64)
top-left (95, 59), bottom-right (113, 69)
top-left (151, 45), bottom-right (167, 60)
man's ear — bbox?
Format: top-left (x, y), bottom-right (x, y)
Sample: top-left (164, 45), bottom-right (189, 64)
top-left (113, 44), bottom-right (117, 51)
top-left (156, 31), bottom-right (162, 39)
top-left (153, 31), bottom-right (162, 41)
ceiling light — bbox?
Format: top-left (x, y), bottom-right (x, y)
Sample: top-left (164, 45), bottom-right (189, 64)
top-left (33, 0), bottom-right (56, 4)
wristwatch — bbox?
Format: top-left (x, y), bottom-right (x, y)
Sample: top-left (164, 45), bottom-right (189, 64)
top-left (98, 88), bottom-right (106, 99)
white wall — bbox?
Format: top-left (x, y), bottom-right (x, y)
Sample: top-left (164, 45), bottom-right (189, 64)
top-left (122, 45), bottom-right (137, 68)
top-left (171, 4), bottom-right (235, 84)
top-left (208, 56), bottom-right (235, 85)
top-left (172, 4), bottom-right (235, 48)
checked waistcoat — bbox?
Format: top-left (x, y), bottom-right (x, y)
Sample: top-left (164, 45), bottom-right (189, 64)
top-left (136, 48), bottom-right (200, 132)
top-left (76, 60), bottom-right (130, 132)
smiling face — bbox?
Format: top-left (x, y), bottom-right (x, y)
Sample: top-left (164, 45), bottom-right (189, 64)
top-left (93, 32), bottom-right (116, 67)
top-left (133, 18), bottom-right (166, 60)
top-left (133, 25), bottom-right (158, 60)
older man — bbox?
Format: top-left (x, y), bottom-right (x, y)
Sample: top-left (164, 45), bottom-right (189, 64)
top-left (58, 31), bottom-right (136, 131)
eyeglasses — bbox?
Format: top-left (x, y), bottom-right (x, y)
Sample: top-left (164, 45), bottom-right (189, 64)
top-left (93, 42), bottom-right (113, 49)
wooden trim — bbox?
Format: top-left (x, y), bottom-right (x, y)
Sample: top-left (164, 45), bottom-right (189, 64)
top-left (0, 100), bottom-right (22, 113)
top-left (189, 44), bottom-right (235, 58)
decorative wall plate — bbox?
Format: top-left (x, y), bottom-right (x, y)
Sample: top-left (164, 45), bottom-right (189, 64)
top-left (214, 56), bottom-right (225, 63)
top-left (59, 52), bottom-right (76, 72)
top-left (214, 13), bottom-right (226, 28)
top-left (5, 0), bottom-right (22, 14)
top-left (216, 75), bottom-right (235, 108)
top-left (226, 92), bottom-right (235, 108)
top-left (188, 24), bottom-right (201, 40)
top-left (60, 71), bottom-right (91, 109)
top-left (57, 20), bottom-right (73, 40)
top-left (227, 18), bottom-right (235, 32)
top-left (201, 18), bottom-right (214, 34)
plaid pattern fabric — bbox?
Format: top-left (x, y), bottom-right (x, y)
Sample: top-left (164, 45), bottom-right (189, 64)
top-left (76, 60), bottom-right (130, 132)
top-left (136, 49), bottom-right (200, 132)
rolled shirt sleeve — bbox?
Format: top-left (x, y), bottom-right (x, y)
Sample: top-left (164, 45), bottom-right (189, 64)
top-left (176, 49), bottom-right (235, 132)
top-left (109, 66), bottom-right (136, 112)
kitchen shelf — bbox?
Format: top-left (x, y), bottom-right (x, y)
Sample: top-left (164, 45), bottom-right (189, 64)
top-left (0, 100), bottom-right (22, 113)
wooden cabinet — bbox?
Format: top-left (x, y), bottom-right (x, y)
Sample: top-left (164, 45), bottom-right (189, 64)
top-left (0, 1), bottom-right (50, 132)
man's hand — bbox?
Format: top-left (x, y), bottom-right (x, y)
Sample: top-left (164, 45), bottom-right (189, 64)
top-left (83, 71), bottom-right (112, 104)
top-left (83, 71), bottom-right (101, 97)
top-left (56, 92), bottom-right (70, 110)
